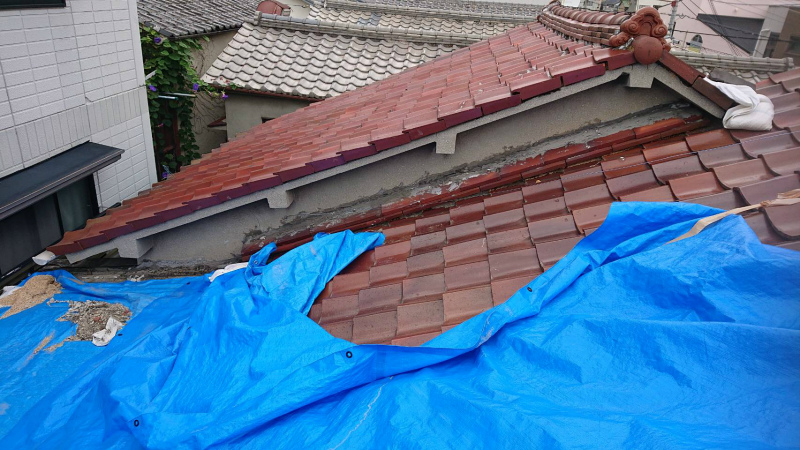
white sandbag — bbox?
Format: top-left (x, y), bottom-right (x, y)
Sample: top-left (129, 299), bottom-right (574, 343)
top-left (706, 78), bottom-right (774, 131)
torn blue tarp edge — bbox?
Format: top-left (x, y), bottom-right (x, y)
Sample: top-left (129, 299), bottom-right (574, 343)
top-left (2, 201), bottom-right (798, 449)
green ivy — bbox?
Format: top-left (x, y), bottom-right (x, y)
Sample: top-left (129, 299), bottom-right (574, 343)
top-left (140, 26), bottom-right (222, 179)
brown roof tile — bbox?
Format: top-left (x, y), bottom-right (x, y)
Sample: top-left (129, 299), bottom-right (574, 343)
top-left (305, 96), bottom-right (800, 348)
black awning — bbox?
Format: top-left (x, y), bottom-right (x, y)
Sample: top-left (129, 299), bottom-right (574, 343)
top-left (0, 141), bottom-right (123, 220)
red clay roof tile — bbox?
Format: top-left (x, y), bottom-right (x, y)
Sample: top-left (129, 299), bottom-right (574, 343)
top-left (651, 155), bottom-right (705, 183)
top-left (396, 300), bottom-right (444, 338)
top-left (320, 295), bottom-right (359, 325)
top-left (442, 238), bottom-right (489, 267)
top-left (735, 175), bottom-right (800, 206)
top-left (713, 159), bottom-right (774, 189)
top-left (564, 183), bottom-right (614, 210)
top-left (352, 311), bottom-right (397, 344)
top-left (410, 231), bottom-right (447, 256)
top-left (606, 169), bottom-right (660, 199)
top-left (444, 260), bottom-right (491, 291)
top-left (765, 204), bottom-right (800, 239)
top-left (442, 286), bottom-right (494, 325)
top-left (685, 190), bottom-right (746, 210)
top-left (374, 241), bottom-right (411, 266)
top-left (761, 147), bottom-right (800, 176)
top-left (407, 250), bottom-right (445, 278)
top-left (445, 220), bottom-right (486, 244)
top-left (528, 214), bottom-right (580, 243)
top-left (488, 247), bottom-right (541, 281)
top-left (620, 185), bottom-right (675, 202)
top-left (490, 275), bottom-right (533, 306)
top-left (484, 207), bottom-right (527, 233)
top-left (402, 273), bottom-right (446, 304)
top-left (329, 271), bottom-right (370, 298)
top-left (686, 129), bottom-right (735, 152)
top-left (536, 236), bottom-right (582, 270)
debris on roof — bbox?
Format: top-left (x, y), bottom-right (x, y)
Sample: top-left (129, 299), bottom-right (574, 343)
top-left (4, 201), bottom-right (800, 447)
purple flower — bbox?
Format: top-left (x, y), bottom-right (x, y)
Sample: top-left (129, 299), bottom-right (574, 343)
top-left (154, 36), bottom-right (162, 44)
top-left (192, 83), bottom-right (199, 92)
top-left (148, 85), bottom-right (156, 92)
top-left (221, 92), bottom-right (228, 99)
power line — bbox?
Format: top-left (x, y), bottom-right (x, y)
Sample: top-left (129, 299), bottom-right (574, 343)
top-left (680, 0), bottom-right (741, 54)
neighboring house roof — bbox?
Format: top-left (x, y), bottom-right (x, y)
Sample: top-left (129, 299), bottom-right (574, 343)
top-left (48, 5), bottom-right (790, 262)
top-left (673, 50), bottom-right (795, 85)
top-left (202, 1), bottom-right (539, 98)
top-left (203, 21), bottom-right (460, 98)
top-left (355, 0), bottom-right (543, 16)
top-left (136, 0), bottom-right (260, 37)
top-left (696, 13), bottom-right (764, 55)
top-left (203, 2), bottom-right (783, 100)
top-left (307, 4), bottom-right (522, 36)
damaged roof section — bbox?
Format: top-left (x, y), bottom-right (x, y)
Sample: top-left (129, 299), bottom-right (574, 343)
top-left (302, 101), bottom-right (800, 345)
top-left (51, 4), bottom-right (757, 261)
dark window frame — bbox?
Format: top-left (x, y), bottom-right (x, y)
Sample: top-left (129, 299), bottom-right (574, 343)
top-left (0, 0), bottom-right (66, 10)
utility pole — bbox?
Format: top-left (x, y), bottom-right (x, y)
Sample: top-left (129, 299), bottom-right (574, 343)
top-left (668, 1), bottom-right (677, 39)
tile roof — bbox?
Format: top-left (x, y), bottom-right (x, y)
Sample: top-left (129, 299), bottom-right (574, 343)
top-left (300, 105), bottom-right (800, 345)
top-left (351, 0), bottom-right (543, 17)
top-left (673, 50), bottom-right (795, 85)
top-left (137, 0), bottom-right (260, 38)
top-left (49, 4), bottom-right (776, 258)
top-left (307, 5), bottom-right (522, 36)
top-left (202, 21), bottom-right (460, 98)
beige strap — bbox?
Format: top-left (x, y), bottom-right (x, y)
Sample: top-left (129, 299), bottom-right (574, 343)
top-left (667, 189), bottom-right (800, 244)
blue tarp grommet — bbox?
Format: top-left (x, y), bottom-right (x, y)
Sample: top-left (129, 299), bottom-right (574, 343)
top-left (133, 420), bottom-right (139, 427)
top-left (345, 351), bottom-right (353, 358)
top-left (526, 287), bottom-right (532, 292)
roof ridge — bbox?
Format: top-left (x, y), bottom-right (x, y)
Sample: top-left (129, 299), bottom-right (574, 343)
top-left (252, 11), bottom-right (498, 45)
top-left (671, 50), bottom-right (795, 71)
top-left (319, 0), bottom-right (538, 24)
top-left (54, 5), bottom-right (780, 259)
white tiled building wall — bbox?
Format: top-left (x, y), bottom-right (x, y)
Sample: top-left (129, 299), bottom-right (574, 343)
top-left (0, 0), bottom-right (157, 210)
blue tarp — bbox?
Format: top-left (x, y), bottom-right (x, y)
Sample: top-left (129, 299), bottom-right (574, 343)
top-left (1, 202), bottom-right (799, 449)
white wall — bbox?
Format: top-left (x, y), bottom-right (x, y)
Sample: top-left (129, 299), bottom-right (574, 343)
top-left (0, 0), bottom-right (156, 210)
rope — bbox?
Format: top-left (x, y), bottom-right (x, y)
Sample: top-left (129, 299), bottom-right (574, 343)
top-left (668, 188), bottom-right (800, 244)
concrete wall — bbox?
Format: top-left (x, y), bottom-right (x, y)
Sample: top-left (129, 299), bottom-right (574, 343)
top-left (190, 30), bottom-right (237, 154)
top-left (144, 78), bottom-right (686, 263)
top-left (659, 0), bottom-right (778, 57)
top-left (224, 92), bottom-right (311, 140)
top-left (0, 0), bottom-right (157, 210)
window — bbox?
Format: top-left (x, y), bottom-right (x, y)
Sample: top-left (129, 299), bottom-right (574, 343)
top-left (689, 35), bottom-right (703, 50)
top-left (0, 0), bottom-right (65, 9)
top-left (0, 176), bottom-right (97, 277)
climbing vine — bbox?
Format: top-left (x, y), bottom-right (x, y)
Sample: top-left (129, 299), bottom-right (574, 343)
top-left (140, 26), bottom-right (225, 179)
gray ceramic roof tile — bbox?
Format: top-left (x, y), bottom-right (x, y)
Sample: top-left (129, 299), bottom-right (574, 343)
top-left (204, 22), bottom-right (458, 99)
top-left (137, 0), bottom-right (260, 37)
top-left (309, 5), bottom-right (520, 36)
top-left (669, 50), bottom-right (794, 84)
top-left (337, 0), bottom-right (542, 17)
